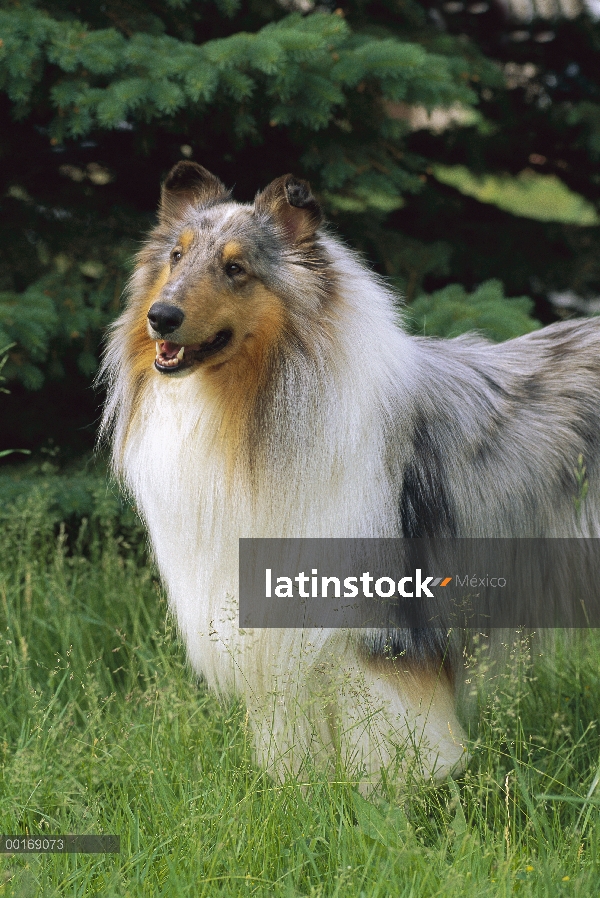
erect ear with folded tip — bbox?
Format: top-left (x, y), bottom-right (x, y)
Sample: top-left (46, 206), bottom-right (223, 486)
top-left (159, 161), bottom-right (230, 223)
top-left (254, 175), bottom-right (323, 244)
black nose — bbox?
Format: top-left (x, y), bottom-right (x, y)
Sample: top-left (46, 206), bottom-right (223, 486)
top-left (147, 302), bottom-right (185, 337)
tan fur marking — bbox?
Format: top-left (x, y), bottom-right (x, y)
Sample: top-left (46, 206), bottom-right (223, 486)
top-left (202, 284), bottom-right (286, 479)
top-left (221, 241), bottom-right (244, 263)
top-left (368, 655), bottom-right (456, 708)
top-left (129, 264), bottom-right (170, 381)
top-left (179, 230), bottom-right (194, 252)
top-left (113, 263), bottom-right (173, 460)
top-left (128, 314), bottom-right (157, 384)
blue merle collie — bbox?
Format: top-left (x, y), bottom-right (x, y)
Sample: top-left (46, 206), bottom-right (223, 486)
top-left (99, 162), bottom-right (600, 786)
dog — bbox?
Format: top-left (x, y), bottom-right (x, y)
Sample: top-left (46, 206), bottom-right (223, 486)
top-left (99, 161), bottom-right (600, 786)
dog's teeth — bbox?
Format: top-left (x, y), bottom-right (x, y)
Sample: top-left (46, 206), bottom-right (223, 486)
top-left (176, 346), bottom-right (185, 361)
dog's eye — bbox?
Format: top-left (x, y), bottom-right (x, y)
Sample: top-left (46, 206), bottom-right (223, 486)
top-left (225, 262), bottom-right (244, 277)
top-left (171, 247), bottom-right (182, 264)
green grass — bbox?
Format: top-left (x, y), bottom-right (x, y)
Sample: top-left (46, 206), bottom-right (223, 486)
top-left (432, 165), bottom-right (600, 226)
top-left (1, 497), bottom-right (600, 895)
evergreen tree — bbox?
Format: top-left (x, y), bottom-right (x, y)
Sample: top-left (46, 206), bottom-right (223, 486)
top-left (0, 0), bottom-right (598, 451)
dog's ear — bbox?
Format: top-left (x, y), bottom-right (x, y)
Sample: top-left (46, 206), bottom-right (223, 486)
top-left (159, 162), bottom-right (229, 223)
top-left (254, 175), bottom-right (322, 244)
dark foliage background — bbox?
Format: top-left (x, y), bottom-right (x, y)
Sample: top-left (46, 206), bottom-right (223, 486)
top-left (1, 0), bottom-right (599, 457)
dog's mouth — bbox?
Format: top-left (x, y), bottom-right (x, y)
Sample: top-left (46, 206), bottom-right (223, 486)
top-left (154, 330), bottom-right (233, 374)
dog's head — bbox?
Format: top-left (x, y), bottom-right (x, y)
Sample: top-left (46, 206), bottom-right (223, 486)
top-left (132, 162), bottom-right (331, 379)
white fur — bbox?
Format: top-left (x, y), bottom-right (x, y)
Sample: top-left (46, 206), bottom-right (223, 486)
top-left (104, 235), bottom-right (467, 784)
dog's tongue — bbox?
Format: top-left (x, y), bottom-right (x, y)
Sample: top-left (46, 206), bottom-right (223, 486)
top-left (159, 341), bottom-right (181, 360)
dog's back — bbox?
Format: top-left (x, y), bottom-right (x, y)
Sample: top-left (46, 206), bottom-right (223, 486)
top-left (400, 319), bottom-right (600, 539)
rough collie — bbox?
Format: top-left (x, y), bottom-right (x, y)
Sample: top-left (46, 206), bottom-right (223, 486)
top-left (99, 161), bottom-right (600, 786)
